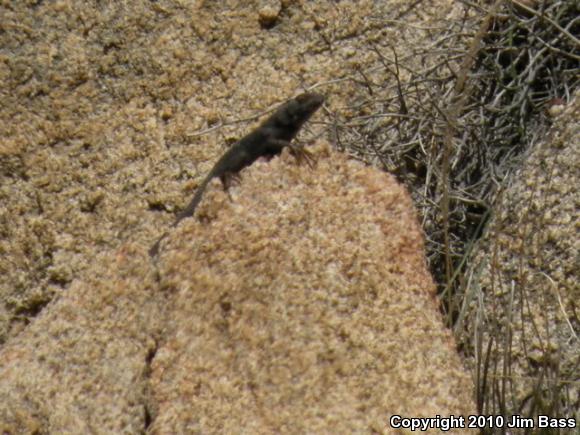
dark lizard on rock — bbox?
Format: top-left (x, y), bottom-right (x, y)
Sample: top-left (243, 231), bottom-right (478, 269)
top-left (149, 92), bottom-right (324, 257)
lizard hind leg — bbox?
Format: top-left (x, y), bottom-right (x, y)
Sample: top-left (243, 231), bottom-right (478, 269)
top-left (219, 172), bottom-right (243, 202)
top-left (220, 172), bottom-right (242, 190)
top-left (289, 144), bottom-right (317, 169)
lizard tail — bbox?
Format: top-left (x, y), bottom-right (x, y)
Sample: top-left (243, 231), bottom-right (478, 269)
top-left (172, 172), bottom-right (215, 227)
top-left (149, 233), bottom-right (166, 257)
top-left (149, 173), bottom-right (215, 258)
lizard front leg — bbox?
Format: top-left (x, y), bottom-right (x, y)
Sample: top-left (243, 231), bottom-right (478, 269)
top-left (267, 138), bottom-right (316, 168)
top-left (289, 143), bottom-right (316, 168)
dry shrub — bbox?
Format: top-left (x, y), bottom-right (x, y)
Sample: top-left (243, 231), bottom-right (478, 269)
top-left (329, 0), bottom-right (577, 318)
top-left (327, 0), bottom-right (578, 426)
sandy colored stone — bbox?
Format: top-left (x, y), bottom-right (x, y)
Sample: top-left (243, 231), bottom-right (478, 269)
top-left (0, 144), bottom-right (476, 433)
top-left (458, 94), bottom-right (579, 419)
top-left (148, 143), bottom-right (475, 432)
top-left (0, 247), bottom-right (165, 433)
top-left (0, 0), bottom-right (480, 432)
top-left (0, 0), bottom-right (466, 344)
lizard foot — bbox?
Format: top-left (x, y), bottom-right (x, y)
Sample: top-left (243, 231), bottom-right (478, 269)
top-left (220, 172), bottom-right (242, 190)
top-left (289, 145), bottom-right (316, 169)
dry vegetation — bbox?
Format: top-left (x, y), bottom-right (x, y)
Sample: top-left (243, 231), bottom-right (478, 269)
top-left (320, 0), bottom-right (578, 425)
top-left (330, 0), bottom-right (577, 313)
top-left (329, 0), bottom-right (579, 426)
top-left (451, 1), bottom-right (579, 424)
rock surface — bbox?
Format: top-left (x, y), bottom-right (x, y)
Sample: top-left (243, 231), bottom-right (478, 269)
top-left (0, 0), bottom-right (480, 432)
top-left (0, 0), bottom-right (468, 344)
top-left (150, 144), bottom-right (476, 432)
top-left (0, 144), bottom-right (476, 432)
top-left (0, 248), bottom-right (164, 432)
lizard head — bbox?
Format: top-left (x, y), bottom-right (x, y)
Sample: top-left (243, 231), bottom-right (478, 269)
top-left (266, 92), bottom-right (324, 133)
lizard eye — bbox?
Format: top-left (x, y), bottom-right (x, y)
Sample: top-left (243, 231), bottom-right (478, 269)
top-left (281, 101), bottom-right (301, 124)
top-left (289, 104), bottom-right (301, 121)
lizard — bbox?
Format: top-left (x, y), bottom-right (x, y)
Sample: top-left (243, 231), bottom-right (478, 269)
top-left (149, 92), bottom-right (324, 257)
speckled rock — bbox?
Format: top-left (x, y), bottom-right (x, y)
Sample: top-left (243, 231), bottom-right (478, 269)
top-left (148, 143), bottom-right (476, 432)
top-left (0, 0), bottom-right (478, 432)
